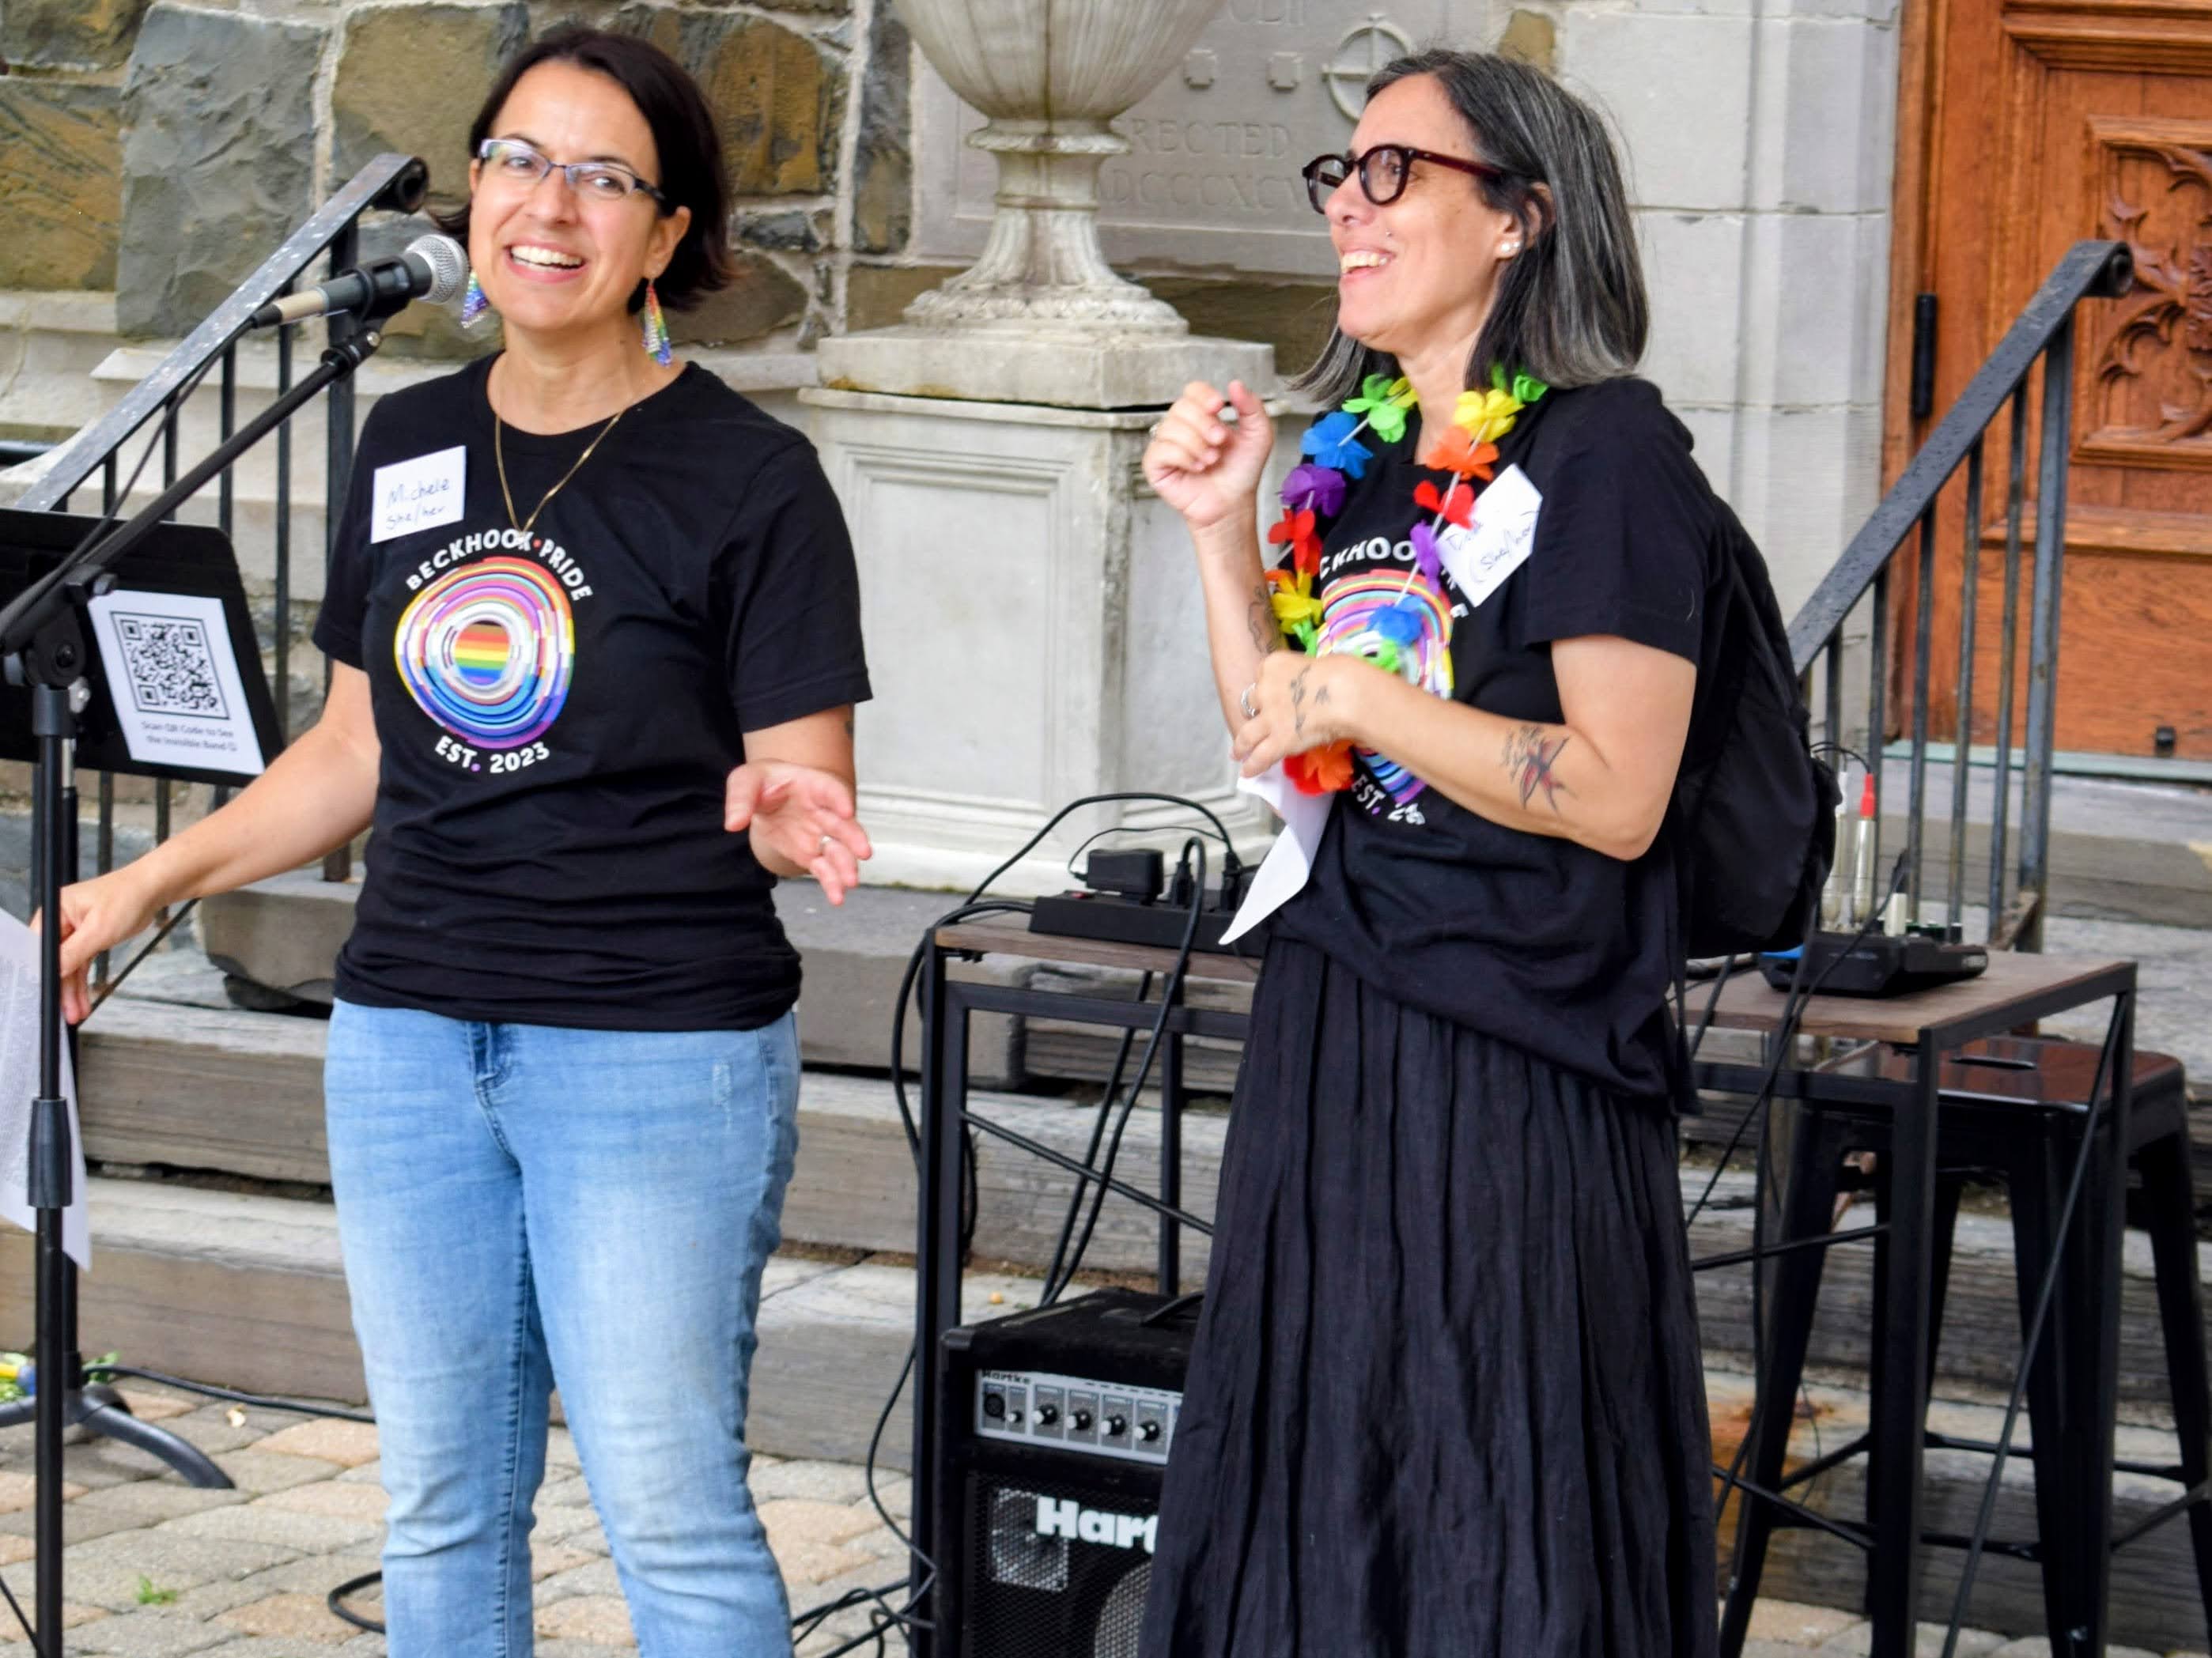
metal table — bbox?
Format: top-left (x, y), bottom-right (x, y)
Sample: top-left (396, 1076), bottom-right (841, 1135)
top-left (1694, 950), bottom-right (2138, 1658)
top-left (912, 927), bottom-right (2138, 1658)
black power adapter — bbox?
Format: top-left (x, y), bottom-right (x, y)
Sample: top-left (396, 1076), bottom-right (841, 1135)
top-left (1081, 848), bottom-right (1165, 901)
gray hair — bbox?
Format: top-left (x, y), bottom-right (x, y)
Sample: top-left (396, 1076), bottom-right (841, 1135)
top-left (1296, 50), bottom-right (1648, 405)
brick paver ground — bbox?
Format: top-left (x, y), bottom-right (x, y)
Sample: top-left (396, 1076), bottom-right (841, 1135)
top-left (0, 1384), bottom-right (2199, 1656)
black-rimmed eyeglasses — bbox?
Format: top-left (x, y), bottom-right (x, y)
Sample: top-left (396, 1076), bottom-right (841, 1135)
top-left (476, 138), bottom-right (672, 210)
top-left (1300, 144), bottom-right (1507, 213)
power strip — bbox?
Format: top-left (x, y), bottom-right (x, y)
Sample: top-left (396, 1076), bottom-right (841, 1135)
top-left (1027, 887), bottom-right (1262, 955)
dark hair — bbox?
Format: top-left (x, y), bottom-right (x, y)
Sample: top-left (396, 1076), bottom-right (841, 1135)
top-left (1298, 50), bottom-right (1648, 402)
top-left (433, 26), bottom-right (731, 312)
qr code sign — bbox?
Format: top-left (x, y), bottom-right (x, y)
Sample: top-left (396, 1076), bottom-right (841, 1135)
top-left (115, 613), bottom-right (229, 719)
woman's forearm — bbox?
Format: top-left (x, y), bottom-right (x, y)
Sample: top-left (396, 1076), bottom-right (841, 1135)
top-left (128, 700), bottom-right (380, 909)
top-left (1191, 511), bottom-right (1281, 735)
top-left (1325, 656), bottom-right (1682, 861)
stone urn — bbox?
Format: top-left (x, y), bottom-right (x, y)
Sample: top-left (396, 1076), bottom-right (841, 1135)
top-left (891, 0), bottom-right (1227, 333)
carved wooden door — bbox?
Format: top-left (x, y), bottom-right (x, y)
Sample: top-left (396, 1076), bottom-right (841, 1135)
top-left (1896, 0), bottom-right (2212, 759)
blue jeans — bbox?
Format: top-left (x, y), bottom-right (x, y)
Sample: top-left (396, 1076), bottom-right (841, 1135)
top-left (324, 999), bottom-right (801, 1658)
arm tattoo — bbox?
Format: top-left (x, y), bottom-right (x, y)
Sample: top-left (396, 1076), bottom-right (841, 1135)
top-left (1289, 666), bottom-right (1310, 735)
top-left (1246, 581), bottom-right (1279, 655)
top-left (1503, 723), bottom-right (1571, 813)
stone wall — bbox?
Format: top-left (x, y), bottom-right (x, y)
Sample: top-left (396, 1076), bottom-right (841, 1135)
top-left (0, 0), bottom-right (142, 293)
top-left (2, 0), bottom-right (886, 356)
top-left (1554, 0), bottom-right (1899, 614)
top-left (1, 0), bottom-right (1897, 603)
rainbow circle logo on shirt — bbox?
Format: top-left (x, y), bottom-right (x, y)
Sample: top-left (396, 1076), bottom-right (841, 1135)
top-left (393, 556), bottom-right (574, 750)
top-left (1316, 570), bottom-right (1455, 805)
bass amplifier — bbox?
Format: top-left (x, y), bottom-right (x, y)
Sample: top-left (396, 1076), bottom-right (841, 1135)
top-left (933, 1287), bottom-right (1199, 1658)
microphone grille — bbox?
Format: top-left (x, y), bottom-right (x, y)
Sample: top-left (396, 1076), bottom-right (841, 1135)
top-left (406, 233), bottom-right (470, 305)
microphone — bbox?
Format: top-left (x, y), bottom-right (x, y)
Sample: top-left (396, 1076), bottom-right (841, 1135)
top-left (250, 234), bottom-right (469, 329)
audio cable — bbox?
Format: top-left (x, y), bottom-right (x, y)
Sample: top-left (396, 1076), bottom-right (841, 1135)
top-left (864, 792), bottom-right (1237, 1644)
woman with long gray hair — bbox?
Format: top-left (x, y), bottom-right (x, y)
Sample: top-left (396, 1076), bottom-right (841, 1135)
top-left (1138, 50), bottom-right (1718, 1656)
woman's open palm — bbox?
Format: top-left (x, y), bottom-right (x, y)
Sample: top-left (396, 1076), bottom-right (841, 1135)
top-left (724, 760), bottom-right (872, 905)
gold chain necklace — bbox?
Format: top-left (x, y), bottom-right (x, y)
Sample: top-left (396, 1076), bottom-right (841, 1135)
top-left (493, 402), bottom-right (627, 535)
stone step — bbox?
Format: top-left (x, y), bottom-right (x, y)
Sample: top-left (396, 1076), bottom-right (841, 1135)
top-left (23, 1109), bottom-right (2212, 1430)
top-left (186, 861), bottom-right (2212, 1094)
top-left (0, 1174), bottom-right (1034, 1473)
top-left (1872, 754), bottom-right (2212, 933)
top-left (1703, 1369), bottom-right (2212, 1653)
top-left (1, 1179), bottom-right (2207, 1649)
top-left (80, 994), bottom-right (330, 1187)
top-left (74, 990), bottom-right (1212, 1278)
top-left (187, 876), bottom-right (1030, 1086)
top-left (0, 1176), bottom-right (359, 1404)
top-left (68, 967), bottom-right (2212, 1421)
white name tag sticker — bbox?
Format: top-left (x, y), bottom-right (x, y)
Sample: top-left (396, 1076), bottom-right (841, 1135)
top-left (1438, 463), bottom-right (1543, 610)
top-left (370, 445), bottom-right (467, 543)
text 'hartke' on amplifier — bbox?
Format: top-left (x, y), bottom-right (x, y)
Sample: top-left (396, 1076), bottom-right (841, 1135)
top-left (934, 1287), bottom-right (1200, 1658)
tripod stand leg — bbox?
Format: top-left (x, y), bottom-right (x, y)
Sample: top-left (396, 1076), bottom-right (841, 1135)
top-left (70, 1398), bottom-right (231, 1489)
top-left (0, 1388), bottom-right (236, 1488)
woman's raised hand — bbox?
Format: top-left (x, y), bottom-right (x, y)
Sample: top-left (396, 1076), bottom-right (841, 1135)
top-left (1143, 380), bottom-right (1275, 531)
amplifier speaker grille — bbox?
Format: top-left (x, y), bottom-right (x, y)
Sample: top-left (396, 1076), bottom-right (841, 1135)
top-left (961, 1469), bottom-right (1155, 1658)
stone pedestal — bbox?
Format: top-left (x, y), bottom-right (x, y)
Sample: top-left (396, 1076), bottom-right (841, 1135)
top-left (799, 345), bottom-right (1285, 895)
top-left (816, 324), bottom-right (1269, 413)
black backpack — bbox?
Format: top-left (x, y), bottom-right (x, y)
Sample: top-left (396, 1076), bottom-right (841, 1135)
top-left (1508, 383), bottom-right (1837, 960)
top-left (1672, 506), bottom-right (1839, 958)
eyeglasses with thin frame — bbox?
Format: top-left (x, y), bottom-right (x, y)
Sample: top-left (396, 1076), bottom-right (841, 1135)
top-left (475, 138), bottom-right (672, 211)
top-left (1300, 144), bottom-right (1507, 214)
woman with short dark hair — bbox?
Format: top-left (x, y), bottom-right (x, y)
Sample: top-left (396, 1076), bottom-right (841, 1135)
top-left (52, 26), bottom-right (868, 1655)
top-left (1140, 51), bottom-right (1718, 1656)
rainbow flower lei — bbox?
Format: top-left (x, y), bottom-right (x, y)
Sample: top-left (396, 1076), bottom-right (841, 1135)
top-left (1265, 364), bottom-right (1549, 794)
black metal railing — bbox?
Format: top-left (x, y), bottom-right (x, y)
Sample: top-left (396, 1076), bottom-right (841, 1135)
top-left (1789, 239), bottom-right (2137, 951)
top-left (7, 153), bottom-right (429, 955)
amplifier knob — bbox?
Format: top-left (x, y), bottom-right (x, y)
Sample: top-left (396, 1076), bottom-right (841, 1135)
top-left (1037, 1404), bottom-right (1060, 1426)
top-left (1138, 1420), bottom-right (1161, 1442)
top-left (1072, 1410), bottom-right (1093, 1432)
top-left (1105, 1414), bottom-right (1128, 1437)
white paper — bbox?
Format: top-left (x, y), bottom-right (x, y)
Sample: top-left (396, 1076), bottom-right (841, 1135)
top-left (87, 591), bottom-right (267, 779)
top-left (1219, 765), bottom-right (1335, 945)
top-left (370, 444), bottom-right (467, 543)
top-left (1438, 463), bottom-right (1544, 610)
top-left (0, 912), bottom-right (88, 1269)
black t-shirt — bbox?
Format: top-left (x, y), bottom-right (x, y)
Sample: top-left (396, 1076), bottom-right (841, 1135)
top-left (315, 357), bottom-right (871, 1031)
top-left (1269, 377), bottom-right (1713, 1104)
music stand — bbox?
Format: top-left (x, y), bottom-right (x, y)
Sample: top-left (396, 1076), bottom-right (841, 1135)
top-left (0, 510), bottom-right (282, 784)
top-left (0, 304), bottom-right (386, 1653)
top-left (0, 510), bottom-right (286, 1607)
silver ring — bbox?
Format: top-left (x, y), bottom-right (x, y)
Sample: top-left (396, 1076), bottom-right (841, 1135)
top-left (1238, 682), bottom-right (1258, 720)
top-left (819, 833), bottom-right (833, 853)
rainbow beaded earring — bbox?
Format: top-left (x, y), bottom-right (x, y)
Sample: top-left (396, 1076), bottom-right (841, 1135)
top-left (642, 278), bottom-right (672, 366)
top-left (459, 271), bottom-right (488, 327)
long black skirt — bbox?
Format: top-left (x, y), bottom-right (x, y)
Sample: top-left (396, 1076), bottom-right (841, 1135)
top-left (1140, 939), bottom-right (1717, 1658)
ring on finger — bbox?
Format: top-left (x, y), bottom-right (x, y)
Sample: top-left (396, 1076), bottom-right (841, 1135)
top-left (1238, 682), bottom-right (1258, 720)
top-left (819, 833), bottom-right (833, 854)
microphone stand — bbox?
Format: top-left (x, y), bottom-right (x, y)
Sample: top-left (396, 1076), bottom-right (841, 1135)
top-left (0, 309), bottom-right (397, 1656)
